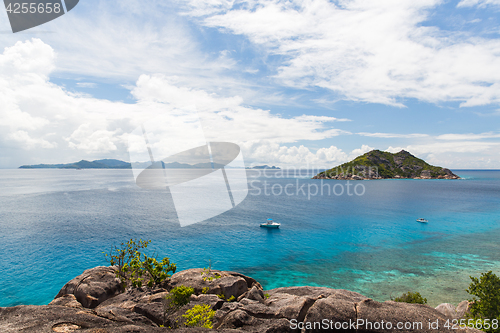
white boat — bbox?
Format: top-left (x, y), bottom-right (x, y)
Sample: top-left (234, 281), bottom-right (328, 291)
top-left (260, 218), bottom-right (280, 229)
top-left (416, 218), bottom-right (428, 223)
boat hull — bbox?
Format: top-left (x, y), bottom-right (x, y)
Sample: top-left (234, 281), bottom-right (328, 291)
top-left (260, 224), bottom-right (280, 229)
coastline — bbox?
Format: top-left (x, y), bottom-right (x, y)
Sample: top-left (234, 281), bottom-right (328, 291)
top-left (244, 225), bottom-right (500, 308)
top-left (0, 266), bottom-right (483, 333)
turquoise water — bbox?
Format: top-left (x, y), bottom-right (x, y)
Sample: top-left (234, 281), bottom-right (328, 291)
top-left (0, 169), bottom-right (499, 307)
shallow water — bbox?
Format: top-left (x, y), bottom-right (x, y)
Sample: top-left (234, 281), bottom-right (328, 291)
top-left (1, 169), bottom-right (499, 307)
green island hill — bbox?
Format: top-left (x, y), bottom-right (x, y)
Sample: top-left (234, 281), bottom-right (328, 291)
top-left (313, 149), bottom-right (460, 180)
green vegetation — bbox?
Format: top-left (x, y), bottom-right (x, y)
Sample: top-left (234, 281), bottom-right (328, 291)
top-left (202, 271), bottom-right (221, 281)
top-left (315, 149), bottom-right (454, 179)
top-left (162, 285), bottom-right (195, 327)
top-left (264, 293), bottom-right (270, 299)
top-left (162, 285), bottom-right (215, 329)
top-left (215, 293), bottom-right (235, 302)
top-left (466, 271), bottom-right (500, 333)
top-left (202, 287), bottom-right (209, 294)
top-left (103, 239), bottom-right (176, 289)
top-left (182, 304), bottom-right (216, 329)
top-left (393, 291), bottom-right (427, 304)
top-left (165, 286), bottom-right (195, 309)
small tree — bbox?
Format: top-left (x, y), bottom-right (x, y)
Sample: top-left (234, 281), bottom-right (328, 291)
top-left (393, 291), bottom-right (427, 304)
top-left (103, 238), bottom-right (150, 286)
top-left (103, 239), bottom-right (176, 289)
top-left (466, 271), bottom-right (500, 333)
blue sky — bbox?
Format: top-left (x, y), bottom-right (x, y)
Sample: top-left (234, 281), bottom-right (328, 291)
top-left (1, 0), bottom-right (500, 168)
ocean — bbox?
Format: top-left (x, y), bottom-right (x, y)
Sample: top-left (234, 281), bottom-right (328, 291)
top-left (1, 169), bottom-right (499, 307)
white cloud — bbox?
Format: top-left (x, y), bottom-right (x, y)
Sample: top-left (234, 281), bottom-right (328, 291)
top-left (244, 69), bottom-right (259, 74)
top-left (384, 145), bottom-right (497, 170)
top-left (131, 74), bottom-right (346, 145)
top-left (242, 141), bottom-right (372, 167)
top-left (358, 132), bottom-right (429, 139)
top-left (348, 144), bottom-right (374, 159)
top-left (0, 0), bottom-right (250, 103)
top-left (386, 141), bottom-right (500, 168)
top-left (436, 132), bottom-right (500, 140)
top-left (0, 39), bottom-right (55, 78)
top-left (195, 0), bottom-right (500, 107)
top-left (0, 40), bottom-right (140, 164)
top-left (66, 124), bottom-right (119, 154)
top-left (457, 0), bottom-right (500, 7)
top-left (180, 0), bottom-right (235, 17)
top-left (76, 82), bottom-right (97, 88)
top-left (295, 115), bottom-right (351, 122)
top-left (388, 141), bottom-right (500, 154)
top-left (7, 131), bottom-right (57, 150)
top-left (0, 39), bottom-right (347, 168)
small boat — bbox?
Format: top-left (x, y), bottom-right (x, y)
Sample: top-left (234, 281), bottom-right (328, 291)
top-left (416, 218), bottom-right (428, 223)
top-left (260, 218), bottom-right (280, 229)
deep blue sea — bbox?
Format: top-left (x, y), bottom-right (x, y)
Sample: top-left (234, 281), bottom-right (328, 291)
top-left (1, 169), bottom-right (500, 307)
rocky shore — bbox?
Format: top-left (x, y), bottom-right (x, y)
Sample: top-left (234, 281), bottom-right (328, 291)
top-left (0, 266), bottom-right (481, 332)
top-left (312, 167), bottom-right (460, 180)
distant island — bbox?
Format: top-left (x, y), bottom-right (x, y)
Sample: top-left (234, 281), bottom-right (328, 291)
top-left (313, 150), bottom-right (460, 180)
top-left (19, 159), bottom-right (233, 170)
top-left (246, 165), bottom-right (281, 169)
top-left (19, 159), bottom-right (131, 169)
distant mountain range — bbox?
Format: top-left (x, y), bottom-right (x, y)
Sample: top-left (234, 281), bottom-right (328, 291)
top-left (19, 159), bottom-right (241, 169)
top-left (19, 159), bottom-right (130, 169)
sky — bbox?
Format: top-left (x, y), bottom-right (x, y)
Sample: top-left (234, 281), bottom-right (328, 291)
top-left (1, 0), bottom-right (500, 169)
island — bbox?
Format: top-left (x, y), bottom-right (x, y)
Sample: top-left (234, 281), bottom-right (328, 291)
top-left (19, 159), bottom-right (132, 169)
top-left (19, 159), bottom-right (230, 170)
top-left (313, 150), bottom-right (460, 180)
top-left (246, 165), bottom-right (281, 169)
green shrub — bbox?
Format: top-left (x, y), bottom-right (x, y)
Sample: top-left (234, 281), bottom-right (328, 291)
top-left (103, 239), bottom-right (176, 289)
top-left (466, 271), bottom-right (500, 333)
top-left (162, 285), bottom-right (195, 327)
top-left (393, 291), bottom-right (427, 304)
top-left (165, 285), bottom-right (195, 309)
top-left (183, 304), bottom-right (215, 328)
top-left (144, 256), bottom-right (176, 287)
top-left (103, 238), bottom-right (148, 287)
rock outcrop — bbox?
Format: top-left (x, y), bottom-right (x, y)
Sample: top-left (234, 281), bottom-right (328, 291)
top-left (435, 300), bottom-right (471, 320)
top-left (0, 267), bottom-right (481, 333)
top-left (169, 269), bottom-right (260, 300)
top-left (313, 150), bottom-right (460, 180)
top-left (54, 266), bottom-right (122, 308)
